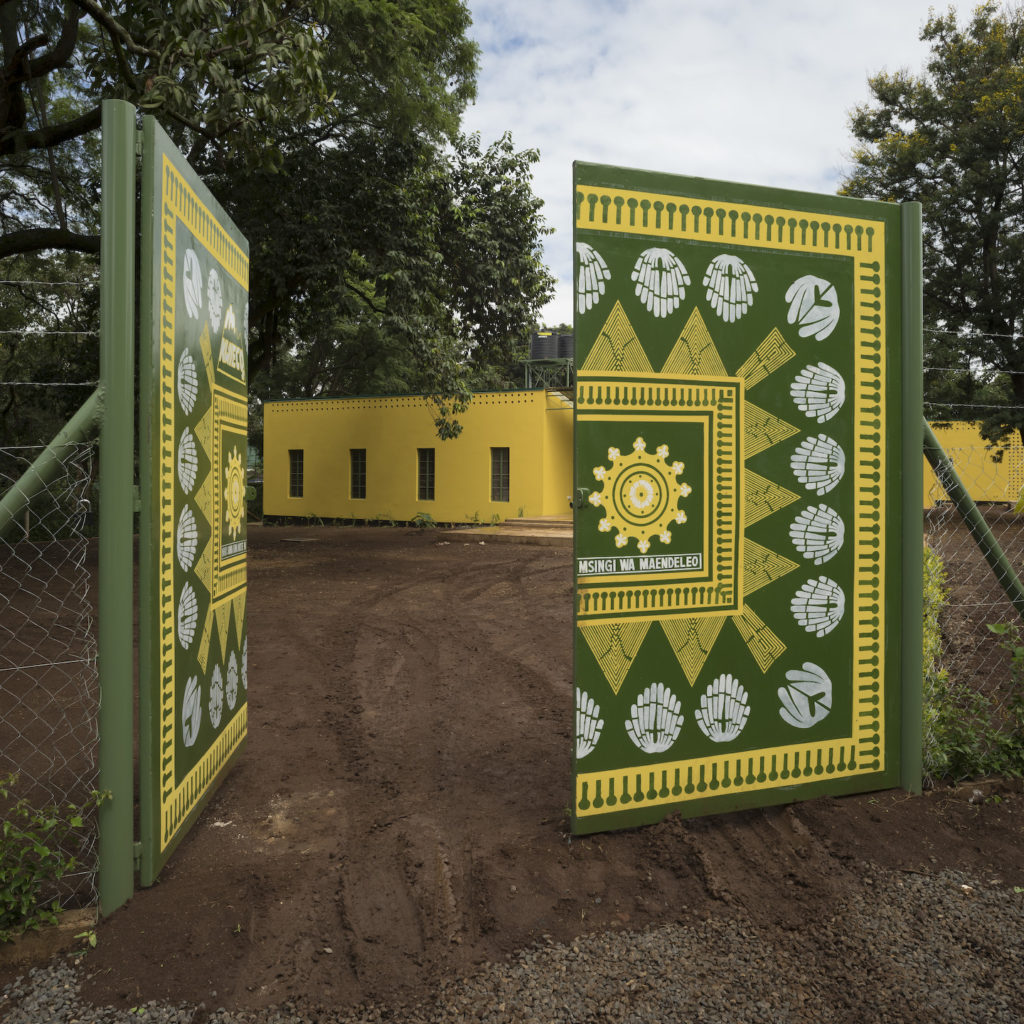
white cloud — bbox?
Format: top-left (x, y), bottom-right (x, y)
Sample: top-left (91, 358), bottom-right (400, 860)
top-left (461, 0), bottom-right (978, 326)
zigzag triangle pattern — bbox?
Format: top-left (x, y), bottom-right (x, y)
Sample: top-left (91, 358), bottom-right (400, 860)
top-left (744, 470), bottom-right (800, 527)
top-left (731, 605), bottom-right (787, 673)
top-left (660, 615), bottom-right (728, 686)
top-left (582, 301), bottom-right (653, 373)
top-left (735, 328), bottom-right (795, 389)
top-left (743, 401), bottom-right (800, 459)
top-left (579, 620), bottom-right (651, 695)
top-left (743, 538), bottom-right (800, 597)
top-left (661, 307), bottom-right (728, 377)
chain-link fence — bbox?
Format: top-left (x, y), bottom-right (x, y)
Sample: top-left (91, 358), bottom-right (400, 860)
top-left (0, 441), bottom-right (100, 912)
top-left (924, 417), bottom-right (1024, 746)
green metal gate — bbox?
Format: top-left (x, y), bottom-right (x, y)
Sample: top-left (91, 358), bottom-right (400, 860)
top-left (571, 163), bottom-right (923, 832)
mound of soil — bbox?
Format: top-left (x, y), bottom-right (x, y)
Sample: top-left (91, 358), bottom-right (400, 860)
top-left (3, 526), bottom-right (1023, 1014)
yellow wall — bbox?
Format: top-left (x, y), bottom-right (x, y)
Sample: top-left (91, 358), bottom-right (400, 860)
top-left (264, 390), bottom-right (573, 523)
top-left (924, 422), bottom-right (1024, 507)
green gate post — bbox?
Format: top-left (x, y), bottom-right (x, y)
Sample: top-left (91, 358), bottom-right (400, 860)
top-left (98, 99), bottom-right (137, 915)
top-left (901, 202), bottom-right (924, 793)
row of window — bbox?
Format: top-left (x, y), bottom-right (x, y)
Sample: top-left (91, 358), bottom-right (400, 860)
top-left (287, 447), bottom-right (511, 502)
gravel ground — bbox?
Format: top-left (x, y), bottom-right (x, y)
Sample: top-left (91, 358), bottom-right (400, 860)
top-left (4, 867), bottom-right (1022, 1024)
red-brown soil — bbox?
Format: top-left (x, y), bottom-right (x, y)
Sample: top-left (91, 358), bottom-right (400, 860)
top-left (3, 525), bottom-right (1024, 1015)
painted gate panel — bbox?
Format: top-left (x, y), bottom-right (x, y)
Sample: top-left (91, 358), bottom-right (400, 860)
top-left (572, 162), bottom-right (916, 832)
top-left (139, 117), bottom-right (249, 883)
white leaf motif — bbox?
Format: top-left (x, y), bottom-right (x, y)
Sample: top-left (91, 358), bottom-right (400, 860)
top-left (626, 682), bottom-right (683, 753)
top-left (785, 275), bottom-right (840, 340)
top-left (792, 576), bottom-right (845, 636)
top-left (182, 675), bottom-right (202, 747)
top-left (177, 581), bottom-right (198, 649)
top-left (176, 504), bottom-right (199, 572)
top-left (790, 362), bottom-right (845, 423)
top-left (791, 434), bottom-right (845, 495)
top-left (703, 254), bottom-right (758, 322)
top-left (177, 349), bottom-right (199, 415)
top-left (182, 249), bottom-right (203, 320)
top-left (575, 689), bottom-right (604, 759)
top-left (631, 248), bottom-right (689, 318)
top-left (209, 664), bottom-right (224, 729)
top-left (177, 426), bottom-right (199, 494)
top-left (790, 504), bottom-right (845, 565)
top-left (778, 662), bottom-right (833, 728)
top-left (207, 268), bottom-right (224, 333)
top-left (576, 242), bottom-right (611, 314)
top-left (226, 651), bottom-right (239, 711)
top-left (695, 674), bottom-right (750, 743)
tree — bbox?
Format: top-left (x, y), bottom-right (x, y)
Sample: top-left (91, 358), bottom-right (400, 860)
top-left (840, 2), bottom-right (1024, 445)
top-left (2, 2), bottom-right (553, 443)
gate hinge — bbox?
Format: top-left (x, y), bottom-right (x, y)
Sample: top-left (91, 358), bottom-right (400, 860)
top-left (135, 129), bottom-right (144, 158)
top-left (132, 841), bottom-right (142, 871)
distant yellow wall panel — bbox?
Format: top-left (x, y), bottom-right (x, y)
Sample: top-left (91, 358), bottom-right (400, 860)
top-left (923, 422), bottom-right (1024, 507)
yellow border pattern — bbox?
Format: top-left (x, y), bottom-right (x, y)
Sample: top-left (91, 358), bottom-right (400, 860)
top-left (574, 186), bottom-right (887, 815)
top-left (576, 374), bottom-right (742, 620)
top-left (157, 153), bottom-right (249, 850)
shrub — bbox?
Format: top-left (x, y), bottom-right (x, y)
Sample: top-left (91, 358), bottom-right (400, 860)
top-left (0, 773), bottom-right (105, 943)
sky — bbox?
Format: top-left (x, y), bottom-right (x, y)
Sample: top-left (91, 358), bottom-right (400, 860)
top-left (460, 0), bottom-right (980, 327)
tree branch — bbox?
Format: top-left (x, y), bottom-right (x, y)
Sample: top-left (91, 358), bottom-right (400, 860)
top-left (69, 0), bottom-right (158, 58)
top-left (0, 227), bottom-right (99, 259)
top-left (21, 3), bottom-right (84, 78)
top-left (0, 103), bottom-right (100, 154)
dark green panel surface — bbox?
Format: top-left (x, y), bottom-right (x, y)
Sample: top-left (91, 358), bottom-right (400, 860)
top-left (572, 163), bottom-right (919, 832)
top-left (139, 117), bottom-right (249, 884)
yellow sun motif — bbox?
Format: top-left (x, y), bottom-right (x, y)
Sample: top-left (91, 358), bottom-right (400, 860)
top-left (223, 447), bottom-right (245, 541)
top-left (580, 305), bottom-right (803, 688)
top-left (589, 437), bottom-right (690, 554)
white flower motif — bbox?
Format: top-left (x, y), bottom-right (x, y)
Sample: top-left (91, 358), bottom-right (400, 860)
top-left (576, 689), bottom-right (604, 759)
top-left (785, 275), bottom-right (840, 341)
top-left (695, 674), bottom-right (750, 743)
top-left (632, 248), bottom-right (689, 318)
top-left (792, 576), bottom-right (846, 636)
top-left (703, 254), bottom-right (758, 323)
top-left (626, 682), bottom-right (684, 753)
top-left (576, 242), bottom-right (612, 314)
top-left (207, 269), bottom-right (224, 333)
top-left (791, 362), bottom-right (846, 423)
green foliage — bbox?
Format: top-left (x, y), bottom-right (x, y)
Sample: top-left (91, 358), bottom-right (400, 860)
top-left (3, 2), bottom-right (551, 442)
top-left (921, 546), bottom-right (1024, 781)
top-left (0, 773), bottom-right (105, 943)
top-left (841, 2), bottom-right (1024, 445)
top-left (410, 512), bottom-right (436, 529)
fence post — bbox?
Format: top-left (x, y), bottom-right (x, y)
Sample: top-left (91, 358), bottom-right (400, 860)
top-left (98, 99), bottom-right (137, 915)
top-left (900, 202), bottom-right (924, 793)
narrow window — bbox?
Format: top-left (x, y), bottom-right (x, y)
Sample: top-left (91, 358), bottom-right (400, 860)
top-left (417, 448), bottom-right (435, 500)
top-left (288, 449), bottom-right (304, 498)
top-left (491, 447), bottom-right (510, 502)
top-left (350, 448), bottom-right (366, 499)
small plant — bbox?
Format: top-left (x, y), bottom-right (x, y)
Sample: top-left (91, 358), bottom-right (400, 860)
top-left (465, 511), bottom-right (480, 524)
top-left (0, 773), bottom-right (106, 943)
top-left (490, 513), bottom-right (502, 525)
top-left (517, 507), bottom-right (525, 518)
top-left (411, 512), bottom-right (437, 529)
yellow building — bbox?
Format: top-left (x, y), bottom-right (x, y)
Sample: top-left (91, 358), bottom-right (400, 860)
top-left (264, 396), bottom-right (1022, 522)
top-left (924, 423), bottom-right (1024, 507)
top-left (263, 389), bottom-right (574, 523)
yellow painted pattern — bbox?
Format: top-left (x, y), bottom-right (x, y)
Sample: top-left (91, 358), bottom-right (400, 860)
top-left (575, 190), bottom-right (890, 815)
top-left (157, 153), bottom-right (249, 851)
top-left (576, 186), bottom-right (883, 259)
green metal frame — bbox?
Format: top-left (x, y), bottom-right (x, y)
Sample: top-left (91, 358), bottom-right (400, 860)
top-left (97, 99), bottom-right (137, 915)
